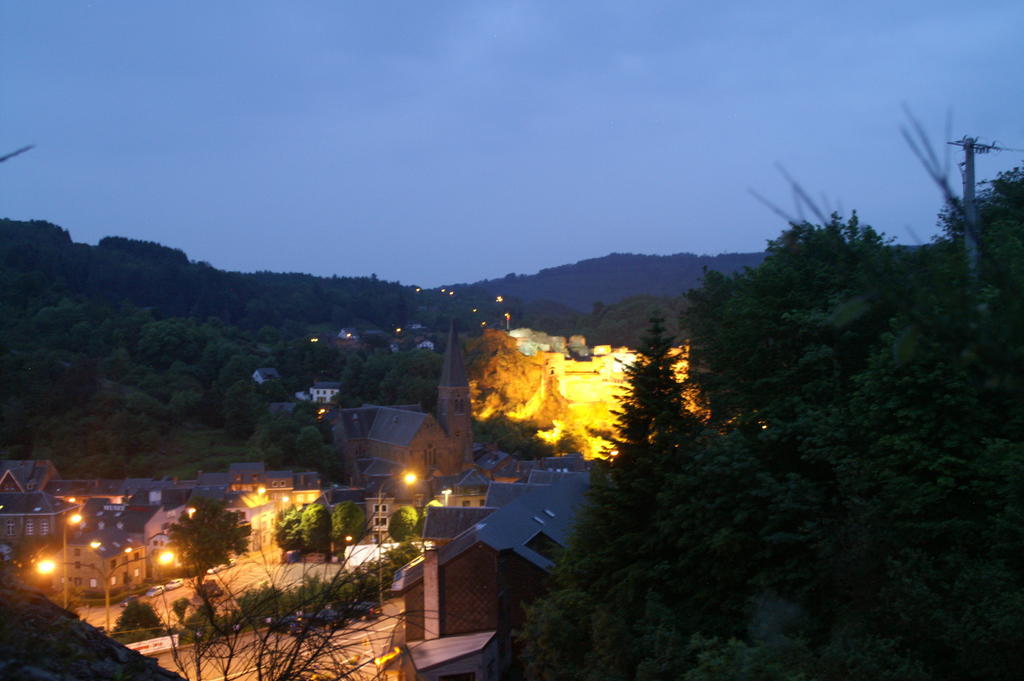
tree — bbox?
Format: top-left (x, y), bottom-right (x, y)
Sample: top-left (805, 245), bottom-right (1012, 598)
top-left (300, 504), bottom-right (332, 556)
top-left (387, 506), bottom-right (420, 542)
top-left (168, 497), bottom-right (249, 576)
top-left (274, 508), bottom-right (304, 552)
top-left (113, 600), bottom-right (162, 643)
top-left (331, 501), bottom-right (365, 550)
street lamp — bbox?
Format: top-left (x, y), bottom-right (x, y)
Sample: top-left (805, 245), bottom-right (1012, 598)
top-left (376, 472), bottom-right (417, 608)
top-left (39, 541), bottom-right (147, 632)
top-left (63, 511), bottom-right (82, 609)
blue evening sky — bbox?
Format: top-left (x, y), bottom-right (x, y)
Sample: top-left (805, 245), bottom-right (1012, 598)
top-left (2, 1), bottom-right (1022, 287)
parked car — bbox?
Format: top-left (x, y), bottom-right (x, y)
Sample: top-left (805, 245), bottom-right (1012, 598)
top-left (350, 601), bottom-right (381, 620)
top-left (118, 595), bottom-right (140, 608)
top-left (206, 563), bottom-right (228, 574)
top-left (145, 585), bottom-right (166, 598)
top-left (163, 578), bottom-right (184, 591)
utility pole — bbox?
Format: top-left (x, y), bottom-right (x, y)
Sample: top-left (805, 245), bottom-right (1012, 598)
top-left (949, 136), bottom-right (998, 276)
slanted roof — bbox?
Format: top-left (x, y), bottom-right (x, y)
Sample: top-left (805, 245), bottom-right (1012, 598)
top-left (422, 506), bottom-right (496, 541)
top-left (409, 630), bottom-right (496, 672)
top-left (484, 482), bottom-right (550, 508)
top-left (0, 491), bottom-right (71, 515)
top-left (70, 526), bottom-right (144, 558)
top-left (312, 381), bottom-right (341, 390)
top-left (359, 458), bottom-right (404, 478)
top-left (336, 407), bottom-right (379, 440)
top-left (366, 407), bottom-right (427, 446)
top-left (474, 449), bottom-right (514, 472)
top-left (254, 367), bottom-right (280, 378)
top-left (0, 460), bottom-right (59, 491)
top-left (44, 479), bottom-right (100, 497)
top-left (393, 474), bottom-right (589, 592)
top-left (438, 322), bottom-right (467, 388)
top-left (527, 469), bottom-right (587, 485)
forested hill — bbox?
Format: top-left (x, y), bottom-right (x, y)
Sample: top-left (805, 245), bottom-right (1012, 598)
top-left (458, 251), bottom-right (766, 311)
top-left (0, 219), bottom-right (415, 332)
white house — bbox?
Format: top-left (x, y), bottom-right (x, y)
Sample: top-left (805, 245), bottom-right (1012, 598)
top-left (252, 368), bottom-right (281, 384)
top-left (310, 382), bottom-right (341, 404)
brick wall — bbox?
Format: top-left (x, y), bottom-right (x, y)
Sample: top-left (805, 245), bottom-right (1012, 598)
top-left (404, 582), bottom-right (425, 641)
top-left (442, 543), bottom-right (498, 636)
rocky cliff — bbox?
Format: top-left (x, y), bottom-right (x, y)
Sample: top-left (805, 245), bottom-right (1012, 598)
top-left (0, 567), bottom-right (183, 681)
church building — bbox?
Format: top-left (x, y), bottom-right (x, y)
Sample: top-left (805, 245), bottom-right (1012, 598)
top-left (334, 324), bottom-right (474, 484)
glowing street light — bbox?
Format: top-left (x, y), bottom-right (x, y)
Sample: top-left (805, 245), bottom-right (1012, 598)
top-left (158, 550), bottom-right (175, 565)
top-left (495, 295), bottom-right (504, 303)
top-left (37, 559), bottom-right (56, 575)
top-left (376, 471), bottom-right (418, 607)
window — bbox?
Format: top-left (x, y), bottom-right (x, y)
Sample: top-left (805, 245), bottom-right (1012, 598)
top-left (373, 504), bottom-right (388, 514)
top-left (40, 519), bottom-right (49, 535)
top-left (462, 500), bottom-right (471, 507)
top-left (110, 559), bottom-right (116, 569)
top-left (5, 520), bottom-right (14, 536)
top-left (89, 578), bottom-right (97, 588)
top-left (74, 548), bottom-right (81, 557)
top-left (133, 568), bottom-right (140, 577)
top-left (374, 517), bottom-right (387, 527)
top-left (24, 519), bottom-right (34, 535)
top-left (110, 576), bottom-right (116, 586)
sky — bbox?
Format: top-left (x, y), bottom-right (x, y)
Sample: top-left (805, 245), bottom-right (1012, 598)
top-left (2, 1), bottom-right (1022, 288)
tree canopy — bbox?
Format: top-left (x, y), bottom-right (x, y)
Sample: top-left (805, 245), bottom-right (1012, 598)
top-left (521, 169), bottom-right (1024, 681)
top-left (168, 497), bottom-right (250, 576)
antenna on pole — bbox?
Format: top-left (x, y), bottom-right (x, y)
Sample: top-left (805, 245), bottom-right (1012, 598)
top-left (947, 136), bottom-right (1006, 276)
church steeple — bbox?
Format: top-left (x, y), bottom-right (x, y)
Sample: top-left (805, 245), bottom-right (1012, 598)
top-left (437, 321), bottom-right (473, 465)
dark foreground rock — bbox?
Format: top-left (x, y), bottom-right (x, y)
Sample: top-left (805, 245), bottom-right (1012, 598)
top-left (0, 567), bottom-right (183, 681)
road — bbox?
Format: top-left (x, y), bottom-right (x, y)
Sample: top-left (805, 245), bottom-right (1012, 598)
top-left (79, 553), bottom-right (351, 631)
top-left (77, 552), bottom-right (403, 680)
top-left (150, 599), bottom-right (402, 681)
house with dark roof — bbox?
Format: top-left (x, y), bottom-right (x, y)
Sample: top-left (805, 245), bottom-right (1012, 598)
top-left (420, 506), bottom-right (496, 546)
top-left (64, 526), bottom-right (149, 595)
top-left (252, 367), bottom-right (281, 384)
top-left (431, 469), bottom-right (491, 508)
top-left (0, 491), bottom-right (75, 558)
top-left (472, 448), bottom-right (519, 482)
top-left (0, 460), bottom-right (61, 493)
top-left (389, 474), bottom-right (589, 681)
top-left (335, 323), bottom-right (474, 482)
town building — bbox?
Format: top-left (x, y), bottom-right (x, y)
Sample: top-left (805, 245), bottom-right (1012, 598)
top-left (310, 381), bottom-right (341, 404)
top-left (0, 491), bottom-right (74, 559)
top-left (252, 367), bottom-right (281, 384)
top-left (389, 474), bottom-right (589, 681)
top-left (64, 528), bottom-right (148, 595)
top-left (335, 324), bottom-right (474, 482)
top-left (1, 459), bottom-right (61, 493)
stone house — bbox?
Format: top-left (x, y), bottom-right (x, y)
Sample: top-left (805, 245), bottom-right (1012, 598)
top-left (389, 474), bottom-right (589, 681)
top-left (0, 491), bottom-right (73, 558)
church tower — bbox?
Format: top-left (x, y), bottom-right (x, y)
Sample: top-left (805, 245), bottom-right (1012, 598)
top-left (437, 321), bottom-right (473, 466)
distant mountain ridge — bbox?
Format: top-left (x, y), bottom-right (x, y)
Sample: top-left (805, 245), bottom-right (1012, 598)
top-left (459, 251), bottom-right (766, 311)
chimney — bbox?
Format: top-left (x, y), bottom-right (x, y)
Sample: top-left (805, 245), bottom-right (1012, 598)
top-left (423, 548), bottom-right (441, 640)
